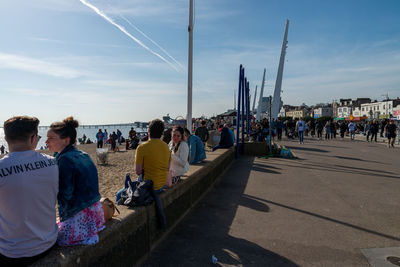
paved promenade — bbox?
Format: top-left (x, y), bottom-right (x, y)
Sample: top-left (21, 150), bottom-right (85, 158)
top-left (141, 137), bottom-right (400, 266)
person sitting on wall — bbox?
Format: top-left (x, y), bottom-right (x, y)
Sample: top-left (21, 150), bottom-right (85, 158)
top-left (184, 128), bottom-right (206, 164)
top-left (168, 126), bottom-right (189, 184)
top-left (135, 119), bottom-right (171, 190)
top-left (0, 116), bottom-right (59, 266)
top-left (212, 124), bottom-right (234, 151)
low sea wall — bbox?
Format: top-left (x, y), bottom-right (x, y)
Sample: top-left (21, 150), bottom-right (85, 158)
top-left (32, 147), bottom-right (235, 267)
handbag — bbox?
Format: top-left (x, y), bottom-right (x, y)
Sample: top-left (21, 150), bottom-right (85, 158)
top-left (101, 197), bottom-right (120, 221)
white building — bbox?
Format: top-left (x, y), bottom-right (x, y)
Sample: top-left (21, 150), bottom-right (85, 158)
top-left (313, 106), bottom-right (333, 118)
top-left (337, 106), bottom-right (352, 119)
top-left (360, 99), bottom-right (399, 119)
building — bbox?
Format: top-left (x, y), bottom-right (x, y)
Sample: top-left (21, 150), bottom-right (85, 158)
top-left (286, 109), bottom-right (307, 119)
top-left (360, 98), bottom-right (400, 119)
top-left (336, 98), bottom-right (371, 120)
top-left (313, 106), bottom-right (333, 119)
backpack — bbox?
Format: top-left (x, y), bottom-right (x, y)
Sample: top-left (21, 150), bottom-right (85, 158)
top-left (117, 179), bottom-right (154, 207)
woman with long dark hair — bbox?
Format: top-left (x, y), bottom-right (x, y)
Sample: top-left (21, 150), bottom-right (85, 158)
top-left (168, 125), bottom-right (189, 184)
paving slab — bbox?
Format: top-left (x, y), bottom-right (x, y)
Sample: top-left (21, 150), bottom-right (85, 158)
top-left (141, 137), bottom-right (400, 266)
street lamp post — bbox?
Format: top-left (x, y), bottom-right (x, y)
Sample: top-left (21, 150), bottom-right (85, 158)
top-left (186, 0), bottom-right (194, 132)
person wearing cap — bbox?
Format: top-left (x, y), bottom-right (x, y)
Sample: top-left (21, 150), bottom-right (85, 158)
top-left (0, 116), bottom-right (59, 266)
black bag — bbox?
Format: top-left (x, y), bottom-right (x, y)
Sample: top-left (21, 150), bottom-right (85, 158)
top-left (117, 179), bottom-right (154, 207)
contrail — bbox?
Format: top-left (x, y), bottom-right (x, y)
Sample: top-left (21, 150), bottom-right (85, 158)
top-left (79, 0), bottom-right (179, 72)
top-left (119, 15), bottom-right (185, 70)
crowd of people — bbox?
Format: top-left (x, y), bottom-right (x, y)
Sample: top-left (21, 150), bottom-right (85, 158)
top-left (248, 117), bottom-right (399, 148)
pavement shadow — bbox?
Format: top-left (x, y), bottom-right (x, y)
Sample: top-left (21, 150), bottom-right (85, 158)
top-left (285, 146), bottom-right (329, 153)
top-left (244, 194), bottom-right (400, 242)
top-left (141, 157), bottom-right (299, 266)
top-left (271, 161), bottom-right (400, 180)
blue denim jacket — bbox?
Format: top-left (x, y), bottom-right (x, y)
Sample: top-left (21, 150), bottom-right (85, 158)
top-left (56, 145), bottom-right (101, 221)
top-left (187, 135), bottom-right (206, 164)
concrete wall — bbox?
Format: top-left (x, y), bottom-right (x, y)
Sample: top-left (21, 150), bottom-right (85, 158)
top-left (32, 147), bottom-right (234, 267)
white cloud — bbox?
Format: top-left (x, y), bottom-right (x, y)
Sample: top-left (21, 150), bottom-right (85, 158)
top-left (0, 53), bottom-right (82, 79)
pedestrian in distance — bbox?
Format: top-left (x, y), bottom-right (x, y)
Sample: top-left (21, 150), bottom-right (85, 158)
top-left (385, 120), bottom-right (398, 148)
top-left (96, 129), bottom-right (104, 148)
top-left (348, 121), bottom-right (356, 140)
top-left (296, 117), bottom-right (305, 144)
top-left (324, 121), bottom-right (331, 140)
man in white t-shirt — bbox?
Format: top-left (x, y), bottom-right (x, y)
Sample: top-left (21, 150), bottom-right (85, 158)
top-left (0, 116), bottom-right (59, 266)
top-left (296, 118), bottom-right (305, 144)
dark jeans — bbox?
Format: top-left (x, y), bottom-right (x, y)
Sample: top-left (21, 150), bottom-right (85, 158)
top-left (152, 190), bottom-right (166, 229)
top-left (277, 129), bottom-right (282, 140)
top-left (0, 243), bottom-right (55, 267)
top-left (370, 132), bottom-right (377, 142)
top-left (317, 130), bottom-right (322, 138)
top-left (298, 131), bottom-right (304, 143)
top-left (97, 141), bottom-right (103, 148)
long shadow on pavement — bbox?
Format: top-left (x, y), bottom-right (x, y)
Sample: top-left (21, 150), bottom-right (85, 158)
top-left (271, 161), bottom-right (400, 180)
top-left (141, 157), bottom-right (299, 267)
top-left (285, 146), bottom-right (329, 153)
top-left (244, 194), bottom-right (400, 242)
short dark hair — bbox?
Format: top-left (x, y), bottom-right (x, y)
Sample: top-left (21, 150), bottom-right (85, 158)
top-left (184, 128), bottom-right (191, 136)
top-left (201, 120), bottom-right (206, 126)
top-left (49, 116), bottom-right (79, 145)
top-left (148, 119), bottom-right (164, 139)
top-left (4, 116), bottom-right (39, 142)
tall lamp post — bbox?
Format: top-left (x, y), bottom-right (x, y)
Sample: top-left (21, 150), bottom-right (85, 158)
top-left (186, 0), bottom-right (194, 132)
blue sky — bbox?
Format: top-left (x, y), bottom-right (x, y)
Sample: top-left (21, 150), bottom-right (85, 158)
top-left (0, 0), bottom-right (399, 125)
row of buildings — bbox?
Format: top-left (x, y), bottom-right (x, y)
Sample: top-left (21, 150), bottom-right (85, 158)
top-left (280, 97), bottom-right (400, 121)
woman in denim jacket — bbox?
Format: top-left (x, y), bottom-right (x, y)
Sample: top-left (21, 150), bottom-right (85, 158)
top-left (46, 117), bottom-right (105, 246)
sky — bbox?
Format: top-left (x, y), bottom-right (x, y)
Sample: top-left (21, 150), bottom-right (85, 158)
top-left (0, 0), bottom-right (399, 125)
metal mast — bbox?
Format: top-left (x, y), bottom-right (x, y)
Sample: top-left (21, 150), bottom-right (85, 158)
top-left (186, 0), bottom-right (194, 132)
top-left (252, 85), bottom-right (258, 113)
top-left (271, 19), bottom-right (289, 119)
top-left (256, 68), bottom-right (266, 122)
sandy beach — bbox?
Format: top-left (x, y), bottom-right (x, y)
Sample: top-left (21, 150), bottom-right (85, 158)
top-left (28, 143), bottom-right (136, 200)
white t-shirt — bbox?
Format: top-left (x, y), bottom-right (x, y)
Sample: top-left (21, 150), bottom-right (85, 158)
top-left (168, 141), bottom-right (190, 177)
top-left (0, 150), bottom-right (59, 258)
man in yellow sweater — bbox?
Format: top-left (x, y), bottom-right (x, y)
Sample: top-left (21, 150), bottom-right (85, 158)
top-left (135, 119), bottom-right (171, 192)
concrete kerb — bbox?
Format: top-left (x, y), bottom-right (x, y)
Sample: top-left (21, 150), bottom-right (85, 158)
top-left (31, 147), bottom-right (235, 267)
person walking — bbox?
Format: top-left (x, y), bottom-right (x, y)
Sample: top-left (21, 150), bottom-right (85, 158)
top-left (316, 121), bottom-right (324, 140)
top-left (296, 118), bottom-right (305, 144)
top-left (348, 121), bottom-right (355, 140)
top-left (385, 120), bottom-right (398, 148)
top-left (339, 122), bottom-right (347, 139)
top-left (365, 121), bottom-right (371, 142)
top-left (324, 121), bottom-right (331, 140)
top-left (370, 120), bottom-right (378, 142)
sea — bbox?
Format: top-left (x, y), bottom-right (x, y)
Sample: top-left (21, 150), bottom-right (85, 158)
top-left (0, 123), bottom-right (148, 153)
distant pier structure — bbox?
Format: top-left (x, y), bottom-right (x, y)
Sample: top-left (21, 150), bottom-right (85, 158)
top-left (38, 122), bottom-right (149, 130)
